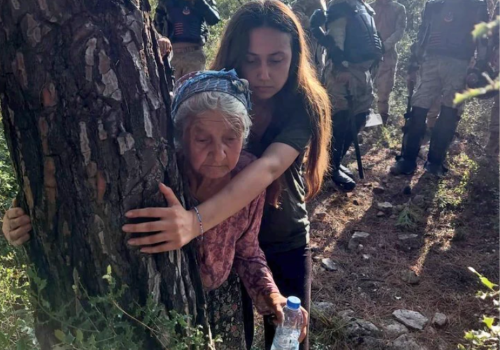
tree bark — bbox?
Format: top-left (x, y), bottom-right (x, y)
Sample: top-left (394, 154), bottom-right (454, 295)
top-left (0, 0), bottom-right (207, 348)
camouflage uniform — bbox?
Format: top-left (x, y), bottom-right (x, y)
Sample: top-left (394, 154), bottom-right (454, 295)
top-left (412, 55), bottom-right (470, 112)
top-left (311, 0), bottom-right (382, 190)
top-left (171, 47), bottom-right (206, 80)
top-left (391, 0), bottom-right (489, 176)
top-left (372, 0), bottom-right (407, 124)
top-left (292, 0), bottom-right (326, 75)
top-left (426, 96), bottom-right (441, 130)
top-left (323, 0), bottom-right (380, 117)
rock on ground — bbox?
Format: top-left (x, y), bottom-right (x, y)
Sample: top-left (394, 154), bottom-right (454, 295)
top-left (393, 309), bottom-right (429, 331)
top-left (345, 318), bottom-right (382, 338)
top-left (338, 309), bottom-right (355, 322)
top-left (378, 202), bottom-right (394, 210)
top-left (357, 336), bottom-right (388, 350)
top-left (392, 334), bottom-right (428, 350)
top-left (400, 270), bottom-right (420, 285)
top-left (321, 258), bottom-right (339, 271)
top-left (312, 301), bottom-right (335, 316)
top-left (381, 320), bottom-right (409, 339)
top-left (432, 312), bottom-right (448, 328)
top-left (348, 232), bottom-right (371, 250)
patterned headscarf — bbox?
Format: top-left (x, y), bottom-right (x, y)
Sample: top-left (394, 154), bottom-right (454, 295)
top-left (171, 70), bottom-right (252, 119)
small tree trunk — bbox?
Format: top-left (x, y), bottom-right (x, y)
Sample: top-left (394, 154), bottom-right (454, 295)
top-left (0, 0), bottom-right (207, 348)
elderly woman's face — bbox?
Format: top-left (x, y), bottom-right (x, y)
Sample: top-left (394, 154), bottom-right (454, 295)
top-left (185, 111), bottom-right (244, 179)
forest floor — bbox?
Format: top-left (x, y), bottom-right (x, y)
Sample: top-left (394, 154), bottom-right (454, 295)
top-left (304, 105), bottom-right (499, 349)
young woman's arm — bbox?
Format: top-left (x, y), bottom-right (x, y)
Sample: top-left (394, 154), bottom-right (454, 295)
top-left (124, 142), bottom-right (299, 253)
top-left (200, 142), bottom-right (299, 229)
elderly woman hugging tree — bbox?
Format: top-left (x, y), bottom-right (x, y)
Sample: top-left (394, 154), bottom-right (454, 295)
top-left (2, 70), bottom-right (307, 348)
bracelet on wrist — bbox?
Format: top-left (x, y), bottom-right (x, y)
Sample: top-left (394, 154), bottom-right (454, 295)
top-left (192, 206), bottom-right (204, 237)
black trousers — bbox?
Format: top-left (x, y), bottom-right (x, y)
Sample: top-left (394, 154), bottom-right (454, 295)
top-left (242, 245), bottom-right (312, 350)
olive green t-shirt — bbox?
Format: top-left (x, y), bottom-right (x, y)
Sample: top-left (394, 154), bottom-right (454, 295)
top-left (247, 103), bottom-right (312, 254)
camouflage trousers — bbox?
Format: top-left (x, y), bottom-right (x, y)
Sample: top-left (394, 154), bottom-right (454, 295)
top-left (374, 50), bottom-right (398, 116)
top-left (412, 55), bottom-right (469, 113)
top-left (171, 46), bottom-right (206, 81)
top-left (427, 97), bottom-right (441, 129)
top-left (323, 60), bottom-right (374, 116)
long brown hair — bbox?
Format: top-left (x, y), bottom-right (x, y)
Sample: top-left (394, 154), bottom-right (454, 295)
top-left (210, 0), bottom-right (331, 201)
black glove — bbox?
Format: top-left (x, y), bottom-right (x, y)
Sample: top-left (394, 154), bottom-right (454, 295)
top-left (310, 9), bottom-right (326, 29)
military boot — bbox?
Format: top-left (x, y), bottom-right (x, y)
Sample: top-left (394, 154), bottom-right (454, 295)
top-left (331, 110), bottom-right (357, 191)
top-left (390, 107), bottom-right (428, 175)
top-left (334, 111), bottom-right (368, 190)
top-left (425, 106), bottom-right (460, 177)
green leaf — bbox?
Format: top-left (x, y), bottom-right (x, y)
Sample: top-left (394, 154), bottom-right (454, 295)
top-left (483, 316), bottom-right (495, 329)
top-left (54, 329), bottom-right (66, 342)
top-left (464, 331), bottom-right (475, 340)
top-left (76, 329), bottom-right (84, 342)
top-left (107, 265), bottom-right (112, 275)
top-left (479, 276), bottom-right (497, 291)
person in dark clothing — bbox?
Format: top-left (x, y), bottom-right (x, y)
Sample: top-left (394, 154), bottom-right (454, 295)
top-left (310, 0), bottom-right (382, 191)
top-left (390, 0), bottom-right (489, 177)
top-left (154, 0), bottom-right (220, 80)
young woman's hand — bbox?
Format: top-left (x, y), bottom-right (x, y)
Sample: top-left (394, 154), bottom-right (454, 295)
top-left (2, 199), bottom-right (32, 246)
top-left (123, 184), bottom-right (200, 253)
top-left (265, 293), bottom-right (309, 342)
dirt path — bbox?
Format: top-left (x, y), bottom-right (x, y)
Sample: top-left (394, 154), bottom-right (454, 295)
top-left (308, 129), bottom-right (499, 349)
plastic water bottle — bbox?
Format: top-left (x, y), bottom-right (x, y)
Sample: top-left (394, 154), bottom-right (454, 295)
top-left (271, 296), bottom-right (303, 350)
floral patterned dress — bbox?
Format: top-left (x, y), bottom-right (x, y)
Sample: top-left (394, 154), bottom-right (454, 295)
top-left (195, 151), bottom-right (279, 349)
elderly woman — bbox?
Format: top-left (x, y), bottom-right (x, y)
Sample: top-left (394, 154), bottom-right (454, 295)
top-left (2, 70), bottom-right (307, 348)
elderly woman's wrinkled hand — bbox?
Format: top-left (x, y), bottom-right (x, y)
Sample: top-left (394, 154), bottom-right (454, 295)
top-left (123, 183), bottom-right (200, 253)
top-left (2, 199), bottom-right (32, 246)
top-left (265, 293), bottom-right (309, 343)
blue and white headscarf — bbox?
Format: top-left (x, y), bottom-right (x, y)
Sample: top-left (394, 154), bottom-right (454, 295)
top-left (171, 69), bottom-right (252, 118)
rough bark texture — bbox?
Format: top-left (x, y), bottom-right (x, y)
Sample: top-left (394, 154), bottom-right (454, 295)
top-left (0, 0), bottom-right (207, 348)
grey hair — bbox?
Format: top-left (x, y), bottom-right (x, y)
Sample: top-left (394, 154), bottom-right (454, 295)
top-left (173, 91), bottom-right (252, 150)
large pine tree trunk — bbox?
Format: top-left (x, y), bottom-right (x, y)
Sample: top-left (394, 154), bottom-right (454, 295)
top-left (0, 0), bottom-right (207, 348)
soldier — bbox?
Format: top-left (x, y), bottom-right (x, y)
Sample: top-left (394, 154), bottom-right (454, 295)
top-left (372, 0), bottom-right (407, 125)
top-left (292, 0), bottom-right (327, 75)
top-left (390, 0), bottom-right (489, 177)
top-left (311, 0), bottom-right (382, 191)
top-left (154, 0), bottom-right (220, 80)
top-left (292, 0), bottom-right (326, 76)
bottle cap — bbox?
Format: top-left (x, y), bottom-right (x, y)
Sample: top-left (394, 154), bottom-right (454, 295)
top-left (286, 296), bottom-right (301, 310)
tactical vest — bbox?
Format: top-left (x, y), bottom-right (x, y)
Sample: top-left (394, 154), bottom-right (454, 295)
top-left (327, 1), bottom-right (383, 63)
top-left (167, 2), bottom-right (207, 44)
top-left (425, 0), bottom-right (488, 60)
